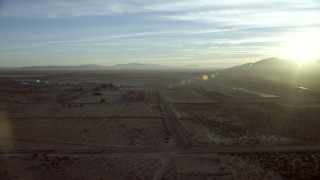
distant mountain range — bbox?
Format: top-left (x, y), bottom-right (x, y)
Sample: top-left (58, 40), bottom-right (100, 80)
top-left (0, 63), bottom-right (172, 70)
top-left (1, 58), bottom-right (319, 71)
top-left (21, 64), bottom-right (107, 69)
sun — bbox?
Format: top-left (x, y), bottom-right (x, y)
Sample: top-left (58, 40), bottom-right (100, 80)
top-left (281, 35), bottom-right (320, 63)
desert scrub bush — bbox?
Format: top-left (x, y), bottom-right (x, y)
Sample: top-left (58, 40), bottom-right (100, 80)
top-left (242, 107), bottom-right (320, 138)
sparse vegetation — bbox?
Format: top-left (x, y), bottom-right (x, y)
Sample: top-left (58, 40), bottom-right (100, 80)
top-left (1, 68), bottom-right (320, 179)
top-left (124, 90), bottom-right (150, 101)
top-left (92, 92), bottom-right (102, 96)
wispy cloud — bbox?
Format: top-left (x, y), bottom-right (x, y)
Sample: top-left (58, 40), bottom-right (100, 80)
top-left (0, 0), bottom-right (138, 18)
top-left (1, 0), bottom-right (320, 66)
top-left (2, 0), bottom-right (318, 19)
top-left (160, 8), bottom-right (320, 27)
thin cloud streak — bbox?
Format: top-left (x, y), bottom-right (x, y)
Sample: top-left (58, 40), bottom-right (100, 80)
top-left (0, 0), bottom-right (320, 66)
top-left (160, 9), bottom-right (320, 27)
top-left (2, 0), bottom-right (319, 19)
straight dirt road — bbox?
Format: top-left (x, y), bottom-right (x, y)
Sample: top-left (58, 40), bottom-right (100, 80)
top-left (157, 90), bottom-right (189, 148)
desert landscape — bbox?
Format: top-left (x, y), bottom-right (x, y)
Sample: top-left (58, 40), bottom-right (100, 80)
top-left (1, 58), bottom-right (320, 179)
top-left (2, 0), bottom-right (320, 178)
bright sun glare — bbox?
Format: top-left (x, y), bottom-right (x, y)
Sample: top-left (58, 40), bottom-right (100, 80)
top-left (282, 35), bottom-right (320, 63)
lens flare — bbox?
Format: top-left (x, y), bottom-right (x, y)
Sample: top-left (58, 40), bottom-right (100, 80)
top-left (202, 74), bottom-right (209, 81)
top-left (0, 109), bottom-right (14, 149)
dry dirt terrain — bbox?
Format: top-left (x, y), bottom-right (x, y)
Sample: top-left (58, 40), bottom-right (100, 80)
top-left (1, 71), bottom-right (320, 179)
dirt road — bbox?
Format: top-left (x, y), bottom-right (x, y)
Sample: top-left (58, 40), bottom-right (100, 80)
top-left (157, 91), bottom-right (189, 148)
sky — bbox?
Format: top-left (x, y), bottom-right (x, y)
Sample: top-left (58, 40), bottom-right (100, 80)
top-left (0, 0), bottom-right (320, 67)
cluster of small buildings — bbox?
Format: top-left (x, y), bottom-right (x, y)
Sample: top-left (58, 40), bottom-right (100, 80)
top-left (124, 91), bottom-right (149, 101)
top-left (12, 80), bottom-right (51, 87)
top-left (91, 83), bottom-right (119, 96)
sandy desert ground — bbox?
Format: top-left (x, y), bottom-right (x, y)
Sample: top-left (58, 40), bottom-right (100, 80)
top-left (1, 70), bottom-right (320, 179)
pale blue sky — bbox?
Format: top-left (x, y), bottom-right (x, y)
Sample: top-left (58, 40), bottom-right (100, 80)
top-left (1, 0), bottom-right (320, 67)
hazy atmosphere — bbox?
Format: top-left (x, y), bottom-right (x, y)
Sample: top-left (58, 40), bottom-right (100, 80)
top-left (2, 1), bottom-right (320, 179)
top-left (1, 0), bottom-right (320, 67)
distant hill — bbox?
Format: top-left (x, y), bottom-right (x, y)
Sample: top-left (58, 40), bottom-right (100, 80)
top-left (228, 57), bottom-right (319, 75)
top-left (231, 57), bottom-right (295, 70)
top-left (222, 57), bottom-right (320, 89)
top-left (110, 63), bottom-right (171, 69)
